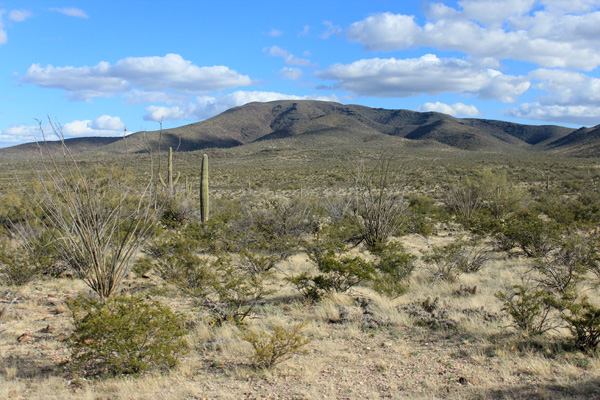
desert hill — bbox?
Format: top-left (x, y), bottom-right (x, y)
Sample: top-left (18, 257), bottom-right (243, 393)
top-left (0, 100), bottom-right (594, 160)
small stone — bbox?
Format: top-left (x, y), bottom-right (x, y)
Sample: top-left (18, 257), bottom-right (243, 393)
top-left (458, 376), bottom-right (480, 385)
top-left (40, 324), bottom-right (55, 333)
top-left (17, 333), bottom-right (33, 343)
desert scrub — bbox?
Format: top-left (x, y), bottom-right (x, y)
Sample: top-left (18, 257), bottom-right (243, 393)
top-left (352, 157), bottom-right (407, 250)
top-left (532, 234), bottom-right (597, 295)
top-left (420, 236), bottom-right (491, 277)
top-left (290, 237), bottom-right (376, 301)
top-left (146, 233), bottom-right (271, 325)
top-left (371, 242), bottom-right (416, 298)
top-left (495, 281), bottom-right (559, 336)
top-left (563, 298), bottom-right (600, 351)
top-left (0, 238), bottom-right (42, 286)
top-left (68, 294), bottom-right (189, 377)
top-left (494, 210), bottom-right (560, 258)
top-left (242, 323), bottom-right (310, 369)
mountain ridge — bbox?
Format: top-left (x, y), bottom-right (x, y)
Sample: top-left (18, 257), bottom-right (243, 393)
top-left (1, 100), bottom-right (596, 160)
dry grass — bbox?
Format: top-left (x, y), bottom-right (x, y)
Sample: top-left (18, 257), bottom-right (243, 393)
top-left (2, 227), bottom-right (600, 400)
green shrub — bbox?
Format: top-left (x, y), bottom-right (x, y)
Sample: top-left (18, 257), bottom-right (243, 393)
top-left (242, 323), bottom-right (310, 368)
top-left (495, 283), bottom-right (558, 336)
top-left (533, 235), bottom-right (596, 295)
top-left (146, 232), bottom-right (270, 325)
top-left (495, 210), bottom-right (560, 257)
top-left (68, 295), bottom-right (189, 377)
top-left (563, 299), bottom-right (600, 351)
top-left (371, 242), bottom-right (416, 298)
top-left (421, 239), bottom-right (468, 282)
top-left (289, 248), bottom-right (375, 302)
top-left (0, 239), bottom-right (41, 286)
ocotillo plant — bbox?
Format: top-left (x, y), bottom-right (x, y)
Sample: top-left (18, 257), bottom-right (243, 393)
top-left (200, 154), bottom-right (209, 223)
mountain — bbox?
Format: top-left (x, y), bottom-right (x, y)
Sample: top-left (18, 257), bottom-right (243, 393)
top-left (544, 124), bottom-right (600, 157)
top-left (0, 100), bottom-right (593, 160)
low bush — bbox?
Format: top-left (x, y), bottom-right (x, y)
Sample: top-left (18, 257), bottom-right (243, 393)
top-left (242, 323), bottom-right (310, 369)
top-left (421, 239), bottom-right (470, 282)
top-left (494, 210), bottom-right (560, 257)
top-left (563, 299), bottom-right (600, 351)
top-left (495, 282), bottom-right (558, 336)
top-left (371, 242), bottom-right (416, 298)
top-left (289, 251), bottom-right (375, 302)
top-left (68, 295), bottom-right (188, 377)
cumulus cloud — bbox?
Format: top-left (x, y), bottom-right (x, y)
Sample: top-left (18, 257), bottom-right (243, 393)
top-left (0, 124), bottom-right (45, 145)
top-left (346, 4), bottom-right (600, 70)
top-left (506, 68), bottom-right (600, 125)
top-left (62, 116), bottom-right (125, 137)
top-left (263, 45), bottom-right (312, 66)
top-left (144, 90), bottom-right (340, 122)
top-left (507, 103), bottom-right (600, 126)
top-left (529, 69), bottom-right (600, 106)
top-left (418, 102), bottom-right (482, 117)
top-left (50, 7), bottom-right (89, 19)
top-left (316, 54), bottom-right (529, 101)
top-left (9, 9), bottom-right (33, 22)
top-left (22, 53), bottom-right (254, 100)
top-left (0, 115), bottom-right (124, 146)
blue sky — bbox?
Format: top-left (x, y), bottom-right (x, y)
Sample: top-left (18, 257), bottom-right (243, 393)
top-left (1, 0), bottom-right (600, 148)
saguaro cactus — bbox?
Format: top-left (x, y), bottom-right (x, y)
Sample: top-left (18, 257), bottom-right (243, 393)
top-left (200, 154), bottom-right (209, 223)
top-left (159, 147), bottom-right (180, 195)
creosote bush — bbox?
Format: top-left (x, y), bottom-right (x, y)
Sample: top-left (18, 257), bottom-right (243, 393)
top-left (290, 231), bottom-right (376, 301)
top-left (563, 299), bottom-right (600, 351)
top-left (68, 294), bottom-right (188, 377)
top-left (495, 283), bottom-right (558, 336)
top-left (242, 323), bottom-right (310, 369)
top-left (420, 238), bottom-right (489, 282)
top-left (146, 232), bottom-right (271, 325)
top-left (371, 242), bottom-right (416, 298)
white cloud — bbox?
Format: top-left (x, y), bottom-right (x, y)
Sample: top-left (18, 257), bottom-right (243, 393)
top-left (0, 10), bottom-right (6, 45)
top-left (418, 102), bottom-right (482, 117)
top-left (0, 116), bottom-right (127, 146)
top-left (50, 7), bottom-right (89, 19)
top-left (298, 25), bottom-right (310, 36)
top-left (22, 53), bottom-right (254, 100)
top-left (316, 54), bottom-right (529, 101)
top-left (63, 116), bottom-right (125, 137)
top-left (268, 29), bottom-right (283, 37)
top-left (125, 90), bottom-right (189, 105)
top-left (279, 67), bottom-right (303, 80)
top-left (263, 45), bottom-right (312, 66)
top-left (505, 68), bottom-right (600, 125)
top-left (507, 103), bottom-right (600, 126)
top-left (321, 21), bottom-right (341, 39)
top-left (0, 124), bottom-right (47, 145)
top-left (144, 90), bottom-right (340, 122)
top-left (9, 9), bottom-right (33, 22)
top-left (529, 68), bottom-right (600, 106)
top-left (346, 5), bottom-right (600, 70)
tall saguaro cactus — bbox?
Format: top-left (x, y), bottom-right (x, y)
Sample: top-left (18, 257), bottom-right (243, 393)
top-left (200, 154), bottom-right (209, 223)
top-left (159, 147), bottom-right (180, 196)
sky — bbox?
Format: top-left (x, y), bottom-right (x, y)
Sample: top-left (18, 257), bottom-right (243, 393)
top-left (1, 0), bottom-right (600, 148)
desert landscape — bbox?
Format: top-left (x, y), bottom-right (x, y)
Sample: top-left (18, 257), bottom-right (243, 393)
top-left (1, 100), bottom-right (600, 399)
